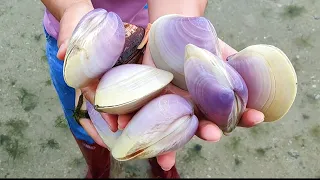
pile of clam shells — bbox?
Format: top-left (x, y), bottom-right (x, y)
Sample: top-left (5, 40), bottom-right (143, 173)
top-left (63, 9), bottom-right (297, 161)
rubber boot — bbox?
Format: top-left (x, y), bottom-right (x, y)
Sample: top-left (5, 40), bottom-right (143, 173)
top-left (73, 136), bottom-right (111, 179)
top-left (148, 157), bottom-right (180, 179)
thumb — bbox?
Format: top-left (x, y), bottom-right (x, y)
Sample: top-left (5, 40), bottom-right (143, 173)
top-left (80, 80), bottom-right (119, 132)
top-left (57, 39), bottom-right (69, 60)
top-left (56, 2), bottom-right (94, 60)
top-left (218, 38), bottom-right (238, 61)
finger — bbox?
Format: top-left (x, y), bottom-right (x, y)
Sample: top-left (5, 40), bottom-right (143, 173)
top-left (100, 113), bottom-right (119, 132)
top-left (238, 108), bottom-right (264, 128)
top-left (80, 81), bottom-right (119, 131)
top-left (161, 83), bottom-right (191, 100)
top-left (57, 4), bottom-right (93, 48)
top-left (118, 113), bottom-right (134, 130)
top-left (195, 119), bottom-right (222, 142)
top-left (58, 15), bottom-right (79, 48)
top-left (74, 89), bottom-right (108, 148)
top-left (56, 39), bottom-right (69, 60)
top-left (141, 43), bottom-right (156, 67)
top-left (218, 38), bottom-right (238, 61)
top-left (80, 80), bottom-right (99, 104)
top-left (156, 151), bottom-right (176, 171)
top-left (137, 23), bottom-right (151, 49)
top-left (56, 3), bottom-right (94, 60)
top-left (79, 118), bottom-right (108, 148)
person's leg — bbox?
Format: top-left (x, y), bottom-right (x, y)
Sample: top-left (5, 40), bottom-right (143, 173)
top-left (72, 135), bottom-right (111, 178)
top-left (43, 27), bottom-right (111, 179)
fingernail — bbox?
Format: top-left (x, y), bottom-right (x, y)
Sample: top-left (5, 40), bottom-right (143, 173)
top-left (118, 124), bottom-right (123, 131)
top-left (204, 124), bottom-right (221, 142)
top-left (161, 166), bottom-right (171, 171)
top-left (57, 41), bottom-right (68, 60)
top-left (254, 112), bottom-right (265, 125)
top-left (117, 119), bottom-right (124, 130)
top-left (58, 42), bottom-right (65, 51)
top-left (56, 47), bottom-right (65, 60)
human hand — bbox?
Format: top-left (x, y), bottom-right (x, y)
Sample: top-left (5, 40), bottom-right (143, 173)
top-left (55, 2), bottom-right (121, 134)
top-left (71, 20), bottom-right (265, 171)
top-left (114, 38), bottom-right (265, 171)
top-left (56, 1), bottom-right (94, 60)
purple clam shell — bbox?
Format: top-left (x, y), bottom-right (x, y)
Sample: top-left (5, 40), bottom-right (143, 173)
top-left (76, 9), bottom-right (125, 78)
top-left (64, 8), bottom-right (125, 88)
top-left (149, 15), bottom-right (222, 90)
top-left (86, 100), bottom-right (122, 150)
top-left (111, 94), bottom-right (199, 160)
top-left (185, 53), bottom-right (248, 133)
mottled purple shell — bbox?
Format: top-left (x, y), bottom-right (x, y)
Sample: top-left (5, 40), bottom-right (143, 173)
top-left (184, 45), bottom-right (248, 133)
top-left (63, 8), bottom-right (125, 88)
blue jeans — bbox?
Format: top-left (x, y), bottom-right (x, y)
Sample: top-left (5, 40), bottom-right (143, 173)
top-left (43, 27), bottom-right (95, 144)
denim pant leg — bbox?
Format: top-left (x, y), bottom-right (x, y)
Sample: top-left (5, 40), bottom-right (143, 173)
top-left (43, 28), bottom-right (95, 145)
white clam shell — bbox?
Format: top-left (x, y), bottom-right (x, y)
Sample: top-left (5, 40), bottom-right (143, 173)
top-left (227, 44), bottom-right (298, 122)
top-left (94, 64), bottom-right (173, 114)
